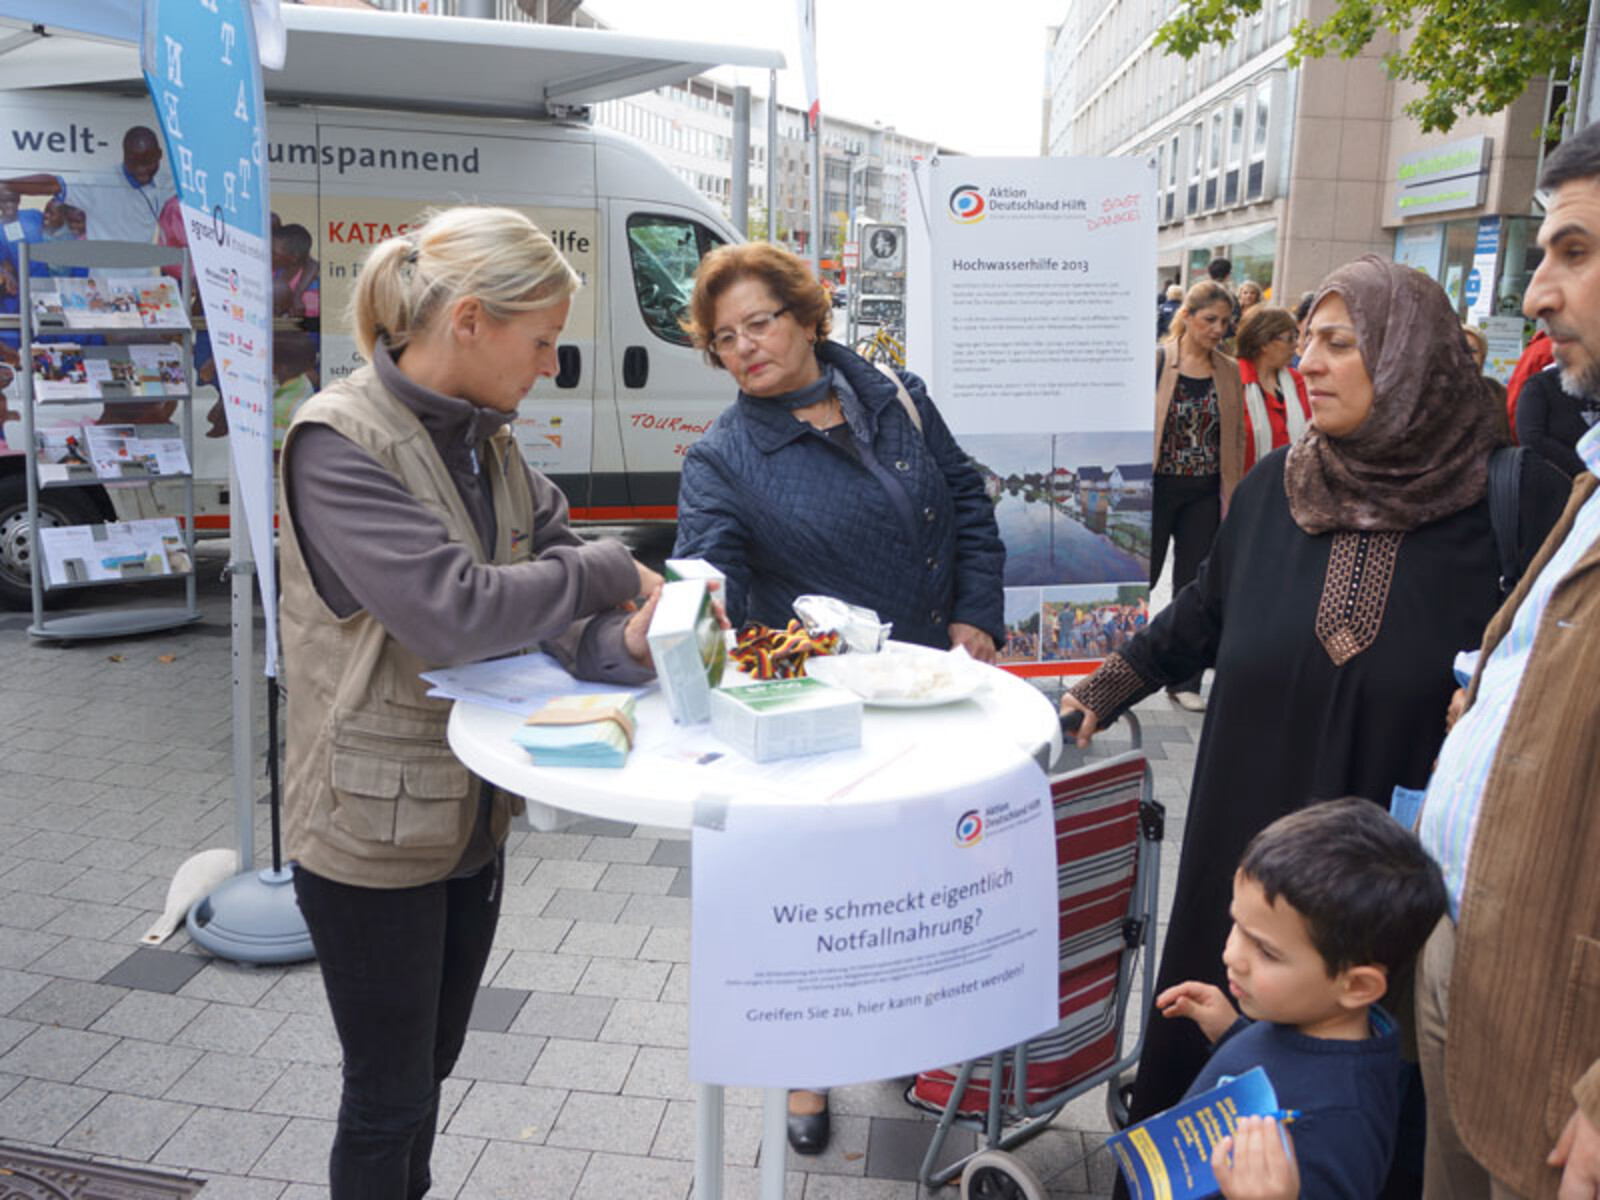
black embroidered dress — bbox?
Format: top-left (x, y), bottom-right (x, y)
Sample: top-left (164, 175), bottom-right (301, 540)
top-left (1073, 446), bottom-right (1512, 1123)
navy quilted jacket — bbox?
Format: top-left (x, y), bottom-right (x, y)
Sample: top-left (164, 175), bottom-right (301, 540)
top-left (674, 341), bottom-right (1005, 648)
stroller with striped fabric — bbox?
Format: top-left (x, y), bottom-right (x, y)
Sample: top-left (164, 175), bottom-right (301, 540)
top-left (906, 713), bottom-right (1163, 1194)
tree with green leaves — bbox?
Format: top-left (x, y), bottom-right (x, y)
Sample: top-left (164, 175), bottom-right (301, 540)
top-left (1156, 0), bottom-right (1586, 133)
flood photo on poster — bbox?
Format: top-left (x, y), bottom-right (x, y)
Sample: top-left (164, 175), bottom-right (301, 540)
top-left (964, 432), bottom-right (1151, 587)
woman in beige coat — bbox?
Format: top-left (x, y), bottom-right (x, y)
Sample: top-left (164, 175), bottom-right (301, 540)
top-left (1150, 279), bottom-right (1244, 710)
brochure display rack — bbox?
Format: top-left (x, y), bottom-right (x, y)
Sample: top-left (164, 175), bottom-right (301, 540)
top-left (19, 240), bottom-right (201, 640)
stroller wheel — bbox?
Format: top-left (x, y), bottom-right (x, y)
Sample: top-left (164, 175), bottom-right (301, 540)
top-left (961, 1149), bottom-right (1047, 1200)
top-left (1106, 1073), bottom-right (1136, 1130)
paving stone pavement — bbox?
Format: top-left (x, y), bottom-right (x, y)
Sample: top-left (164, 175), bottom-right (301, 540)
top-left (0, 549), bottom-right (1201, 1198)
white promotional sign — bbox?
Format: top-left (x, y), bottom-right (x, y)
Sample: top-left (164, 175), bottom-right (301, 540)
top-left (922, 156), bottom-right (1155, 436)
top-left (688, 743), bottom-right (1057, 1088)
top-left (143, 0), bottom-right (278, 670)
top-left (908, 157), bottom-right (1158, 671)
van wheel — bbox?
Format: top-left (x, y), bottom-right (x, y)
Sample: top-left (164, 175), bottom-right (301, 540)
top-left (0, 474), bottom-right (101, 610)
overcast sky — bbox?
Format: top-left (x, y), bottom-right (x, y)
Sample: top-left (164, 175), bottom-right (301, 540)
top-left (583, 0), bottom-right (1065, 156)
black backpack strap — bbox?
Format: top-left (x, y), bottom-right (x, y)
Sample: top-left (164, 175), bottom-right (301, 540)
top-left (1487, 445), bottom-right (1524, 597)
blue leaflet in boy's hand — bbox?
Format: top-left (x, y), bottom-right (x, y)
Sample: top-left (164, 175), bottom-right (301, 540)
top-left (1107, 1067), bottom-right (1280, 1200)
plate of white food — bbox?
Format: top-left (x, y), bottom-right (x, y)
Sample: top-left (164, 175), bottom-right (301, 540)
top-left (804, 642), bottom-right (988, 707)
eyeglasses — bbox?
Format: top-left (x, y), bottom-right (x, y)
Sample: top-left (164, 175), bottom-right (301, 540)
top-left (711, 307), bottom-right (790, 355)
top-left (1274, 331), bottom-right (1298, 345)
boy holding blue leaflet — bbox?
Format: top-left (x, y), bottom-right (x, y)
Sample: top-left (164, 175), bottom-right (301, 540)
top-left (1158, 799), bottom-right (1447, 1199)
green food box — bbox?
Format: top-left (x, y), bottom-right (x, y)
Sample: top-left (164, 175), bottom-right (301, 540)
top-left (663, 557), bottom-right (727, 586)
top-left (647, 579), bottom-right (726, 724)
top-left (709, 676), bottom-right (863, 762)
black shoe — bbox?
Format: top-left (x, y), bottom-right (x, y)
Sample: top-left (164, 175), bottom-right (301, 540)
top-left (786, 1105), bottom-right (830, 1155)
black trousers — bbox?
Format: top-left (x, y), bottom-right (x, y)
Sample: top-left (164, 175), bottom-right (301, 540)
top-left (1150, 473), bottom-right (1220, 694)
top-left (294, 855), bottom-right (502, 1200)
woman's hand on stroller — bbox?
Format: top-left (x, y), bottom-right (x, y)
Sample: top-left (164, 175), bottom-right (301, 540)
top-left (1058, 695), bottom-right (1100, 748)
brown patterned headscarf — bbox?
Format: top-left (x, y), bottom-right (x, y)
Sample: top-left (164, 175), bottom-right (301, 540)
top-left (1284, 255), bottom-right (1500, 535)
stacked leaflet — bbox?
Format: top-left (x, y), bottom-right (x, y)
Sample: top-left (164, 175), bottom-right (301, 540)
top-left (513, 693), bottom-right (637, 768)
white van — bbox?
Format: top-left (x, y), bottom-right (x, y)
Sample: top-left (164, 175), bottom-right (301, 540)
top-left (0, 10), bottom-right (777, 606)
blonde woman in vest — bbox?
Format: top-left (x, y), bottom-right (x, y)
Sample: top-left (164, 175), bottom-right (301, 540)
top-left (279, 207), bottom-right (664, 1200)
top-left (1151, 279), bottom-right (1245, 711)
top-left (1236, 304), bottom-right (1311, 474)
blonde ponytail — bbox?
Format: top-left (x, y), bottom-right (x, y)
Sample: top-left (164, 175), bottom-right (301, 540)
top-left (349, 206), bottom-right (582, 362)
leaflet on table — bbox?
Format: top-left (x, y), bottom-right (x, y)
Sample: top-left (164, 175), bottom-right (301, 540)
top-left (420, 652), bottom-right (651, 715)
top-left (81, 424), bottom-right (191, 479)
top-left (1106, 1067), bottom-right (1282, 1200)
top-left (37, 517), bottom-right (190, 586)
top-left (30, 276), bottom-right (189, 330)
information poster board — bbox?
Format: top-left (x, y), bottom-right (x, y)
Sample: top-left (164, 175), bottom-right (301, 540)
top-left (688, 742), bottom-right (1057, 1088)
top-left (909, 157), bottom-right (1157, 673)
top-left (143, 0), bottom-right (278, 668)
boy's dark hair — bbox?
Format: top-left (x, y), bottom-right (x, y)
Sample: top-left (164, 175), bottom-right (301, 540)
top-left (1294, 290), bottom-right (1316, 323)
top-left (1206, 256), bottom-right (1233, 283)
top-left (1239, 798), bottom-right (1446, 978)
top-left (1540, 120), bottom-right (1600, 192)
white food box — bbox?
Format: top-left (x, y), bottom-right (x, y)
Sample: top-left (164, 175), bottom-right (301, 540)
top-left (646, 579), bottom-right (726, 724)
top-left (664, 557), bottom-right (727, 586)
top-left (709, 676), bottom-right (863, 762)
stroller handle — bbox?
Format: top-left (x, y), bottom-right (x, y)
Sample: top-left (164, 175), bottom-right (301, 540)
top-left (1058, 708), bottom-right (1143, 751)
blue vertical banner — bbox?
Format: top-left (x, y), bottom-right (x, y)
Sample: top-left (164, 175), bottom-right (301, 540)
top-left (141, 0), bottom-right (278, 673)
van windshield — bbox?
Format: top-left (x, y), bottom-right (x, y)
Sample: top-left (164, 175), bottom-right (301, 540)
top-left (627, 215), bottom-right (722, 346)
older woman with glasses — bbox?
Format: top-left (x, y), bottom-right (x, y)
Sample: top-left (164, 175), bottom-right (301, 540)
top-left (1236, 304), bottom-right (1311, 474)
top-left (675, 241), bottom-right (1004, 665)
top-left (672, 241), bottom-right (1006, 1152)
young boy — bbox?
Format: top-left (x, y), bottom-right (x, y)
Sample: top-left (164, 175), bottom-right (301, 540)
top-left (1157, 798), bottom-right (1447, 1200)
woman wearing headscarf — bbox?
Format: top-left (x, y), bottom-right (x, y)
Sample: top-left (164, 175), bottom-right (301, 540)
top-left (1060, 256), bottom-right (1569, 1152)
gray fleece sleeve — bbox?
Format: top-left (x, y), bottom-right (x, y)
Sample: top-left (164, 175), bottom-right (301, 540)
top-left (523, 462), bottom-right (656, 686)
top-left (285, 424), bottom-right (645, 671)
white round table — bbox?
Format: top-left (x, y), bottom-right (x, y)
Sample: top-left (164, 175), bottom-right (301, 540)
top-left (447, 663), bottom-right (1062, 1200)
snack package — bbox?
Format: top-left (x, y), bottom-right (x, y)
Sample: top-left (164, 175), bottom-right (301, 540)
top-left (792, 594), bottom-right (891, 654)
top-left (730, 620), bottom-right (840, 679)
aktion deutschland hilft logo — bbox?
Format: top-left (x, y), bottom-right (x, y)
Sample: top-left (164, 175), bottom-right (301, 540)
top-left (954, 809), bottom-right (984, 847)
top-left (948, 184), bottom-right (986, 223)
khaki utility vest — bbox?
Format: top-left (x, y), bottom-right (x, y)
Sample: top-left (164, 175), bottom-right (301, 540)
top-left (277, 366), bottom-right (532, 887)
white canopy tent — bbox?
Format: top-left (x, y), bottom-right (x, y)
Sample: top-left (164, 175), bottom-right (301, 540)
top-left (0, 4), bottom-right (784, 117)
